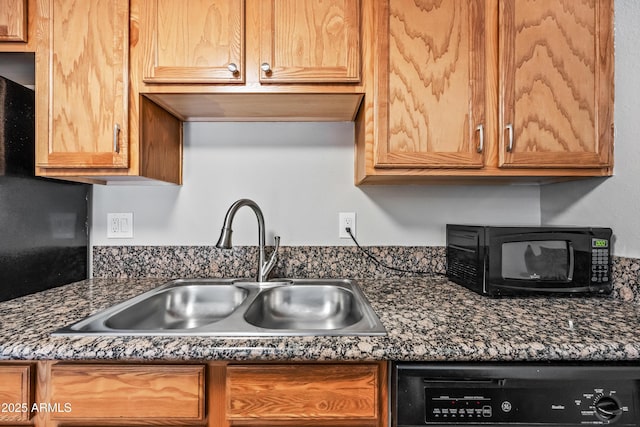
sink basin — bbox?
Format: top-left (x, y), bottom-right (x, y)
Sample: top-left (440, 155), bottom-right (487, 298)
top-left (104, 285), bottom-right (248, 330)
top-left (244, 285), bottom-right (363, 330)
top-left (53, 279), bottom-right (386, 337)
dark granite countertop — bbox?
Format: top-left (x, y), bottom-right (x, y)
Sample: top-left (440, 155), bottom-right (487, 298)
top-left (1, 277), bottom-right (639, 361)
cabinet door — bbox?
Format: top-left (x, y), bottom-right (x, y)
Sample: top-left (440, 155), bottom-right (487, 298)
top-left (499, 0), bottom-right (613, 169)
top-left (0, 0), bottom-right (27, 42)
top-left (374, 0), bottom-right (485, 168)
top-left (258, 0), bottom-right (360, 83)
top-left (39, 0), bottom-right (128, 169)
top-left (50, 364), bottom-right (205, 421)
top-left (0, 365), bottom-right (33, 423)
top-left (226, 364), bottom-right (379, 423)
top-left (142, 0), bottom-right (245, 83)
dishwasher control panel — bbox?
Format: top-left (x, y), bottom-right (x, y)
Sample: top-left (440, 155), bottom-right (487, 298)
top-left (393, 363), bottom-right (640, 426)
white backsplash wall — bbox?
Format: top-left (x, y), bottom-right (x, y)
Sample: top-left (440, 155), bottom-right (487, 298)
top-left (91, 121), bottom-right (541, 247)
top-left (541, 0), bottom-right (640, 259)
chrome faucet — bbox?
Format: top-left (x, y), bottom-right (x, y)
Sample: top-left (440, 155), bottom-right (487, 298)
top-left (215, 199), bottom-right (280, 283)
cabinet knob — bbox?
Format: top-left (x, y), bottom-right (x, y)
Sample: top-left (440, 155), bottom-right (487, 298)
top-left (227, 63), bottom-right (239, 75)
top-left (260, 62), bottom-right (272, 74)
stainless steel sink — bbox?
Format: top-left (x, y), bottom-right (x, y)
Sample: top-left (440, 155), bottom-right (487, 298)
top-left (53, 279), bottom-right (386, 336)
top-left (244, 285), bottom-right (364, 330)
top-left (104, 285), bottom-right (248, 330)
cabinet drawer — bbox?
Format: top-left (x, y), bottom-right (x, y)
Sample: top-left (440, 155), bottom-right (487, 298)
top-left (226, 364), bottom-right (379, 421)
top-left (50, 364), bottom-right (205, 420)
top-left (0, 365), bottom-right (33, 423)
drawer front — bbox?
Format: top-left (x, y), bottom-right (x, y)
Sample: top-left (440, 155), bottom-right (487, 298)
top-left (0, 365), bottom-right (33, 423)
top-left (226, 364), bottom-right (379, 420)
top-left (50, 364), bottom-right (205, 420)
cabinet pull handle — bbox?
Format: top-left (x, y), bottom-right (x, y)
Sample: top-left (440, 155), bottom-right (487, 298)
top-left (227, 63), bottom-right (239, 75)
top-left (113, 123), bottom-right (120, 153)
top-left (260, 62), bottom-right (272, 74)
top-left (506, 123), bottom-right (514, 152)
top-left (476, 124), bottom-right (484, 153)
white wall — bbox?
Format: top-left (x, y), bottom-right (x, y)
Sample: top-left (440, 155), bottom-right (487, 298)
top-left (541, 0), bottom-right (640, 258)
top-left (92, 122), bottom-right (541, 247)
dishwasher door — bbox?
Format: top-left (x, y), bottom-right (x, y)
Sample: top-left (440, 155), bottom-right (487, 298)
top-left (392, 363), bottom-right (640, 427)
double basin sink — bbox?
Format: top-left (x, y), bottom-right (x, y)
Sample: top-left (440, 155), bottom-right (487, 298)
top-left (54, 279), bottom-right (386, 336)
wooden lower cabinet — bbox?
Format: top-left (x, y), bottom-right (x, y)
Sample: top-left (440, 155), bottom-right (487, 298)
top-left (0, 361), bottom-right (388, 427)
top-left (49, 364), bottom-right (206, 422)
top-left (224, 364), bottom-right (384, 425)
top-left (0, 364), bottom-right (34, 423)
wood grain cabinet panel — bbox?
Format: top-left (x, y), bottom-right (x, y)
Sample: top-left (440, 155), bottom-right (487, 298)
top-left (374, 0), bottom-right (485, 168)
top-left (37, 0), bottom-right (129, 169)
top-left (355, 0), bottom-right (614, 184)
top-left (226, 364), bottom-right (379, 422)
top-left (0, 365), bottom-right (33, 423)
top-left (259, 0), bottom-right (361, 83)
top-left (49, 364), bottom-right (205, 421)
top-left (140, 0), bottom-right (360, 85)
top-left (0, 0), bottom-right (27, 42)
top-left (499, 0), bottom-right (613, 169)
top-left (142, 0), bottom-right (245, 84)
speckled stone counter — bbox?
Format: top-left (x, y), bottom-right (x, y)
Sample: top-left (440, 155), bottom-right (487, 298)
top-left (1, 277), bottom-right (640, 362)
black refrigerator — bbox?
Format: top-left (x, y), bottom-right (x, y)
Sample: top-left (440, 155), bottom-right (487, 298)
top-left (0, 76), bottom-right (89, 302)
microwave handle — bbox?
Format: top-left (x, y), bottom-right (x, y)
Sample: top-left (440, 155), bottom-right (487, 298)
top-left (567, 242), bottom-right (575, 281)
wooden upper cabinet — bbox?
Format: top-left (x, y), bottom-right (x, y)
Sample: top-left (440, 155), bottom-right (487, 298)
top-left (0, 0), bottom-right (27, 42)
top-left (374, 0), bottom-right (485, 169)
top-left (499, 0), bottom-right (613, 169)
top-left (140, 0), bottom-right (360, 85)
top-left (258, 0), bottom-right (361, 83)
top-left (38, 0), bottom-right (129, 169)
top-left (356, 0), bottom-right (614, 184)
top-left (142, 0), bottom-right (245, 84)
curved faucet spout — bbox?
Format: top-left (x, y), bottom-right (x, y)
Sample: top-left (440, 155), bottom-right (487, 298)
top-left (215, 199), bottom-right (280, 283)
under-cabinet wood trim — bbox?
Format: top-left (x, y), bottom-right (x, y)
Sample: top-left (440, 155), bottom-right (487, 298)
top-left (139, 95), bottom-right (183, 184)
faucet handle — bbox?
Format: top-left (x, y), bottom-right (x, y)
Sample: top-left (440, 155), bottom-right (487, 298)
top-left (262, 236), bottom-right (281, 280)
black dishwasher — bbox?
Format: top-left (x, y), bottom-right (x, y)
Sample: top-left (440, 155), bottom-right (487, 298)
top-left (392, 363), bottom-right (640, 426)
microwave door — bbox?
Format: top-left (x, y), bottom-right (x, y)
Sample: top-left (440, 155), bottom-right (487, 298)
top-left (489, 233), bottom-right (585, 293)
top-left (501, 240), bottom-right (572, 281)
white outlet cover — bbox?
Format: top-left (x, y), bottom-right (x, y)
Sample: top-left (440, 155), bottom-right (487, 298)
top-left (107, 213), bottom-right (134, 238)
top-left (339, 212), bottom-right (356, 239)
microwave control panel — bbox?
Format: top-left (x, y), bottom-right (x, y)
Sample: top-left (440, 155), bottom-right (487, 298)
top-left (591, 238), bottom-right (610, 284)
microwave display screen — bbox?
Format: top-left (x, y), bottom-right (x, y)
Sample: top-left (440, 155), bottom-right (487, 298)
top-left (501, 241), bottom-right (570, 281)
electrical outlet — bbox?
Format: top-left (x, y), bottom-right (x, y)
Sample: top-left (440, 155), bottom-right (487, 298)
top-left (339, 212), bottom-right (356, 239)
top-left (107, 213), bottom-right (134, 238)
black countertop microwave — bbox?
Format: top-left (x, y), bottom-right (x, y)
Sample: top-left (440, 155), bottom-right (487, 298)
top-left (446, 224), bottom-right (613, 297)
